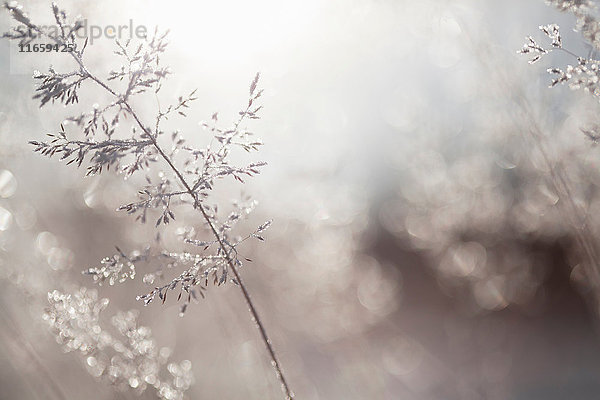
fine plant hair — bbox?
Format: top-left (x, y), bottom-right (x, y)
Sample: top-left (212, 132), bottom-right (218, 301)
top-left (519, 0), bottom-right (600, 295)
top-left (2, 2), bottom-right (293, 399)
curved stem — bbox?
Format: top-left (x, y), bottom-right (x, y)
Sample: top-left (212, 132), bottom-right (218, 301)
top-left (125, 103), bottom-right (294, 399)
top-left (67, 45), bottom-right (294, 399)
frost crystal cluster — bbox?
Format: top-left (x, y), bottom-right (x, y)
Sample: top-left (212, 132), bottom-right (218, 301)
top-left (44, 287), bottom-right (193, 400)
top-left (520, 2), bottom-right (600, 100)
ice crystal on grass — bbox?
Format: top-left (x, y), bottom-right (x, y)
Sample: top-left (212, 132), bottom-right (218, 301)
top-left (43, 287), bottom-right (193, 399)
top-left (82, 247), bottom-right (147, 285)
top-left (520, 4), bottom-right (600, 129)
top-left (519, 25), bottom-right (564, 64)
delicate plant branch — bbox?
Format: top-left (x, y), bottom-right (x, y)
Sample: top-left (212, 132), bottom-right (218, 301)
top-left (123, 89), bottom-right (294, 399)
top-left (518, 2), bottom-right (600, 294)
top-left (78, 53), bottom-right (294, 400)
top-left (3, 2), bottom-right (293, 398)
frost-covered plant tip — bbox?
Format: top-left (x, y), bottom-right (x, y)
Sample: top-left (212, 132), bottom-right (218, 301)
top-left (3, 2), bottom-right (293, 399)
top-left (519, 1), bottom-right (600, 102)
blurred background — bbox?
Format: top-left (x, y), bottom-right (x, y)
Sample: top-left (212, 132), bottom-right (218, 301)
top-left (3, 0), bottom-right (600, 399)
